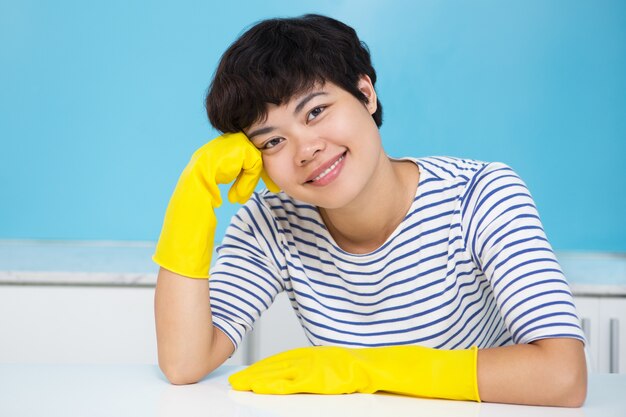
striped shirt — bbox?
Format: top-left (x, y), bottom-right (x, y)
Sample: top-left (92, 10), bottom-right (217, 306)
top-left (209, 156), bottom-right (585, 351)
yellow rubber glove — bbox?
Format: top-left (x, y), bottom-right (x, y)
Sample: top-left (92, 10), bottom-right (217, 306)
top-left (229, 345), bottom-right (480, 402)
top-left (152, 132), bottom-right (279, 279)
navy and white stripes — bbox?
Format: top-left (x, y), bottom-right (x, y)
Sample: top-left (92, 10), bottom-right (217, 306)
top-left (209, 156), bottom-right (585, 351)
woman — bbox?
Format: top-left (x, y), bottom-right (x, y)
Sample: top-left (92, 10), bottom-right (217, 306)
top-left (153, 14), bottom-right (587, 406)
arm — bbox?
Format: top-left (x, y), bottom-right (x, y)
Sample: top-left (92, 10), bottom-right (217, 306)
top-left (466, 162), bottom-right (588, 406)
top-left (477, 338), bottom-right (587, 407)
top-left (154, 266), bottom-right (234, 384)
top-left (152, 133), bottom-right (279, 384)
top-left (227, 334), bottom-right (586, 407)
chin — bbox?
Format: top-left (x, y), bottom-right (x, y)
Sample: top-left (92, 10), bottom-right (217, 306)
top-left (306, 191), bottom-right (360, 210)
top-left (283, 178), bottom-right (363, 209)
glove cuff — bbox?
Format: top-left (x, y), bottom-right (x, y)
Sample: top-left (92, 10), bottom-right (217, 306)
top-left (355, 345), bottom-right (481, 402)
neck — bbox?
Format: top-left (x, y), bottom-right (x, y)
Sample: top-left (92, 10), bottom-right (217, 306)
top-left (319, 155), bottom-right (419, 254)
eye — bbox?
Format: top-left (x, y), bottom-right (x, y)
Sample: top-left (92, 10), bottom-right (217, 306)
top-left (307, 106), bottom-right (326, 122)
top-left (262, 137), bottom-right (284, 150)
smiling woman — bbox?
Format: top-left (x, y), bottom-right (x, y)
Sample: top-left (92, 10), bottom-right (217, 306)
top-left (153, 14), bottom-right (587, 407)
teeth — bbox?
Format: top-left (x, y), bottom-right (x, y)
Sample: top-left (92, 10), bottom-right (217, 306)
top-left (313, 154), bottom-right (344, 181)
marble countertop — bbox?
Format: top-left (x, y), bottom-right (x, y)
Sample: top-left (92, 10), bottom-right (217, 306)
top-left (0, 240), bottom-right (159, 287)
top-left (0, 240), bottom-right (625, 296)
top-left (556, 252), bottom-right (626, 296)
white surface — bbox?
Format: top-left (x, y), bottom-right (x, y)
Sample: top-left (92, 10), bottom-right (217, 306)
top-left (569, 284), bottom-right (626, 297)
top-left (0, 270), bottom-right (156, 286)
top-left (0, 364), bottom-right (624, 417)
top-left (0, 239), bottom-right (159, 273)
top-left (558, 252), bottom-right (626, 286)
top-left (0, 239), bottom-right (158, 286)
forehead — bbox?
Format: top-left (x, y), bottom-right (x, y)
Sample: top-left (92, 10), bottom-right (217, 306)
top-left (276, 80), bottom-right (330, 110)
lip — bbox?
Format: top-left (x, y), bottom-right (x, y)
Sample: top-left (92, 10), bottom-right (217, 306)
top-left (304, 151), bottom-right (347, 184)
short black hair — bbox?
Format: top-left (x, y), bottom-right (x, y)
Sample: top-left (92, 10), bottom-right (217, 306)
top-left (205, 14), bottom-right (383, 133)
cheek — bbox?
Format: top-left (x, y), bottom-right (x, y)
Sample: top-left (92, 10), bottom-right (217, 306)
top-left (324, 105), bottom-right (376, 141)
top-left (262, 154), bottom-right (293, 188)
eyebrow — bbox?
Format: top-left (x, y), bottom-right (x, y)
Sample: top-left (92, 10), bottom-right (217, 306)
top-left (247, 91), bottom-right (328, 140)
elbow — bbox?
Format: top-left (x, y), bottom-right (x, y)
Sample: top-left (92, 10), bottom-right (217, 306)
top-left (563, 372), bottom-right (587, 408)
top-left (159, 357), bottom-right (211, 385)
top-left (535, 338), bottom-right (588, 407)
top-left (554, 361), bottom-right (588, 407)
top-left (160, 363), bottom-right (201, 385)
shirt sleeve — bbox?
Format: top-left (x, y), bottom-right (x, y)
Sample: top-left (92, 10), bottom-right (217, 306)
top-left (460, 162), bottom-right (586, 346)
top-left (209, 191), bottom-right (286, 351)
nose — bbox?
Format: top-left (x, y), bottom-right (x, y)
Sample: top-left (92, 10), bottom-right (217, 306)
top-left (295, 135), bottom-right (326, 166)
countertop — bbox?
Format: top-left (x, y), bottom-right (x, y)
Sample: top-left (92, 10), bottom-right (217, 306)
top-left (0, 240), bottom-right (158, 287)
top-left (0, 364), bottom-right (625, 417)
top-left (1, 240), bottom-right (625, 296)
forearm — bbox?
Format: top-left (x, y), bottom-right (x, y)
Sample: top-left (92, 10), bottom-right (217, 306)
top-left (152, 133), bottom-right (271, 383)
top-left (154, 267), bottom-right (217, 384)
top-left (477, 338), bottom-right (587, 407)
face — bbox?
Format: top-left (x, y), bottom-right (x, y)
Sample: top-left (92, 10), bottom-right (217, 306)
top-left (245, 76), bottom-right (384, 210)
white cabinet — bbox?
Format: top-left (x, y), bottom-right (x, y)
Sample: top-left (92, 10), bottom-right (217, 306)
top-left (0, 285), bottom-right (248, 366)
top-left (0, 286), bottom-right (157, 364)
top-left (574, 296), bottom-right (601, 372)
top-left (574, 296), bottom-right (626, 374)
top-left (597, 298), bottom-right (626, 373)
top-left (1, 285), bottom-right (623, 374)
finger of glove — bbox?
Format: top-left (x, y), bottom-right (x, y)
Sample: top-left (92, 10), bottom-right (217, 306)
top-left (250, 372), bottom-right (355, 395)
top-left (193, 156), bottom-right (241, 209)
top-left (229, 346), bottom-right (317, 391)
top-left (250, 377), bottom-right (301, 395)
top-left (227, 145), bottom-right (264, 204)
top-left (229, 363), bottom-right (295, 391)
top-left (210, 133), bottom-right (259, 186)
top-left (228, 166), bottom-right (262, 204)
top-left (261, 169), bottom-right (280, 193)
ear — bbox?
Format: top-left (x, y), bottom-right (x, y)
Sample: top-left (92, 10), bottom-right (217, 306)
top-left (357, 74), bottom-right (377, 115)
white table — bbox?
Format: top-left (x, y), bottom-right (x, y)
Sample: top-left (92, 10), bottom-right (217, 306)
top-left (0, 364), bottom-right (624, 417)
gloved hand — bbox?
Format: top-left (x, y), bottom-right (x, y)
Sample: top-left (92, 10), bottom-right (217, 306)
top-left (229, 345), bottom-right (480, 402)
top-left (152, 132), bottom-right (279, 279)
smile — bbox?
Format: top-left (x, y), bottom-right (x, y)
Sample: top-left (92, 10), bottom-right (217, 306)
top-left (306, 151), bottom-right (347, 186)
top-left (313, 154), bottom-right (344, 181)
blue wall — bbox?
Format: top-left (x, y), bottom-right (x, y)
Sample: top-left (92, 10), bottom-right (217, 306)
top-left (1, 0), bottom-right (625, 251)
